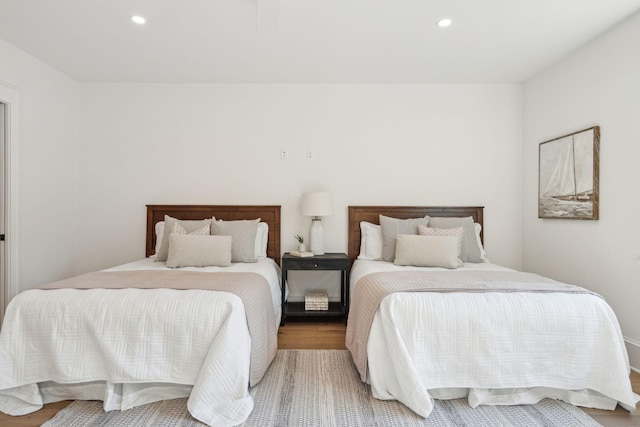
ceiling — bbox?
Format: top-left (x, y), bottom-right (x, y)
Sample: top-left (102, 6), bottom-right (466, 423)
top-left (1, 0), bottom-right (639, 84)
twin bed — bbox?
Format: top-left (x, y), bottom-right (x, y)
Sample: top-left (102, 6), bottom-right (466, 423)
top-left (346, 206), bottom-right (639, 418)
top-left (0, 204), bottom-right (637, 427)
top-left (0, 205), bottom-right (282, 427)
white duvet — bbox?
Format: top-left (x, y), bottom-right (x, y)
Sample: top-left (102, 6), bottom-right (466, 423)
top-left (351, 260), bottom-right (640, 417)
top-left (0, 258), bottom-right (281, 427)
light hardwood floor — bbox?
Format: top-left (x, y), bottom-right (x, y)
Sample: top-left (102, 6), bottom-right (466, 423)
top-left (0, 319), bottom-right (637, 426)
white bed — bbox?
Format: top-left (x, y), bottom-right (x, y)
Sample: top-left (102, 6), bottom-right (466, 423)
top-left (0, 204), bottom-right (282, 427)
top-left (345, 206), bottom-right (639, 418)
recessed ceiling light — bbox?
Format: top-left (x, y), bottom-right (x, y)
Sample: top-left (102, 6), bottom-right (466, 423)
top-left (437, 18), bottom-right (452, 28)
top-left (131, 15), bottom-right (146, 25)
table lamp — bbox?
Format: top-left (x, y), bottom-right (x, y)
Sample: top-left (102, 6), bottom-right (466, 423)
top-left (299, 192), bottom-right (332, 255)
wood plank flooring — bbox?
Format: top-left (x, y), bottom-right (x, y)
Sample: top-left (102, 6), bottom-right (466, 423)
top-left (278, 318), bottom-right (347, 350)
top-left (0, 318), bottom-right (637, 426)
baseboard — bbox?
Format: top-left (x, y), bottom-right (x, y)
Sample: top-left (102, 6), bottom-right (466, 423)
top-left (625, 337), bottom-right (640, 373)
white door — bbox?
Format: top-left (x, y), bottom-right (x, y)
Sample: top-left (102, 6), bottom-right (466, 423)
top-left (0, 82), bottom-right (16, 327)
top-left (0, 102), bottom-right (5, 325)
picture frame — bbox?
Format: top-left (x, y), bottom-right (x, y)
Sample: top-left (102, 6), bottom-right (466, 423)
top-left (538, 126), bottom-right (600, 220)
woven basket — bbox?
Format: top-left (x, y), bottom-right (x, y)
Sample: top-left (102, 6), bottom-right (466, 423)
top-left (305, 291), bottom-right (329, 311)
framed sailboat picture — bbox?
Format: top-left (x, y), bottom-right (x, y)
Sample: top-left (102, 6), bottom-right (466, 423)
top-left (539, 126), bottom-right (600, 220)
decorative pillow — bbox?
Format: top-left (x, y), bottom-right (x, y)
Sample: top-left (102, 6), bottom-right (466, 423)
top-left (427, 216), bottom-right (483, 263)
top-left (474, 223), bottom-right (489, 262)
top-left (154, 219), bottom-right (267, 260)
top-left (357, 221), bottom-right (383, 260)
top-left (171, 222), bottom-right (210, 236)
top-left (393, 235), bottom-right (463, 269)
top-left (379, 215), bottom-right (429, 262)
top-left (155, 215), bottom-right (212, 262)
top-left (166, 234), bottom-right (232, 268)
top-left (211, 217), bottom-right (261, 263)
top-left (418, 225), bottom-right (464, 259)
top-left (254, 222), bottom-right (269, 260)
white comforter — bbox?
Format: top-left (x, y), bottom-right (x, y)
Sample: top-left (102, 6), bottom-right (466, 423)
top-left (351, 260), bottom-right (640, 417)
top-left (0, 258), bottom-right (281, 427)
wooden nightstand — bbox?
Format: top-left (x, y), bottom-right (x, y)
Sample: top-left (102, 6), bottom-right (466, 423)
top-left (280, 252), bottom-right (350, 326)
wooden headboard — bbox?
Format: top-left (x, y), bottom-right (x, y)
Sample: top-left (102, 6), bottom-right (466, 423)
top-left (146, 205), bottom-right (281, 265)
top-left (348, 206), bottom-right (484, 265)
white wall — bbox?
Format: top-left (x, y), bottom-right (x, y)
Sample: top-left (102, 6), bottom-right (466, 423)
top-left (77, 83), bottom-right (523, 298)
top-left (0, 40), bottom-right (80, 292)
top-left (523, 11), bottom-right (640, 370)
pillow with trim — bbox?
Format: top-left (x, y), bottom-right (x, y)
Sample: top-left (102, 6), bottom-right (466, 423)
top-left (418, 225), bottom-right (464, 259)
top-left (166, 234), bottom-right (232, 268)
top-left (393, 234), bottom-right (463, 269)
top-left (379, 215), bottom-right (429, 262)
top-left (211, 217), bottom-right (261, 263)
top-left (427, 216), bottom-right (483, 263)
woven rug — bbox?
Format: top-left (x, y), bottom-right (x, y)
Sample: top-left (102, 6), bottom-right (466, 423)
top-left (43, 350), bottom-right (601, 427)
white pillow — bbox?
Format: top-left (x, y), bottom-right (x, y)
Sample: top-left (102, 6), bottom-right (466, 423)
top-left (357, 221), bottom-right (383, 260)
top-left (475, 223), bottom-right (489, 262)
top-left (254, 222), bottom-right (269, 260)
top-left (166, 234), bottom-right (232, 268)
top-left (154, 221), bottom-right (165, 256)
top-left (393, 234), bottom-right (463, 269)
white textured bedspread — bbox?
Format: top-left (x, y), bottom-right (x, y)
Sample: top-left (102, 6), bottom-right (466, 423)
top-left (0, 259), bottom-right (282, 427)
top-left (348, 260), bottom-right (639, 418)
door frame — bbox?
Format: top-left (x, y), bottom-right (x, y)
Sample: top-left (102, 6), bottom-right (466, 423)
top-left (0, 82), bottom-right (19, 324)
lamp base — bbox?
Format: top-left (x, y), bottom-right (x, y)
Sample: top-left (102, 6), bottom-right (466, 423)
top-left (308, 218), bottom-right (325, 255)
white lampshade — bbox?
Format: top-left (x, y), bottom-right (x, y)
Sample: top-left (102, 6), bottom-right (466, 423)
top-left (300, 192), bottom-right (333, 217)
top-left (300, 192), bottom-right (332, 255)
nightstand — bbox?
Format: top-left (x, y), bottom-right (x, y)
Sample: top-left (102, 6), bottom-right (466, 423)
top-left (280, 252), bottom-right (350, 326)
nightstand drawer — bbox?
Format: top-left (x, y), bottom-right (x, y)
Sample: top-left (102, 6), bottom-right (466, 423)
top-left (285, 258), bottom-right (348, 270)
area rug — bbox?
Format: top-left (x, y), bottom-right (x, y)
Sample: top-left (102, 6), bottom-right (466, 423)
top-left (43, 350), bottom-right (601, 426)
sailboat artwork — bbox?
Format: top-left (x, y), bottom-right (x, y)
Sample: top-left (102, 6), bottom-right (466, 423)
top-left (539, 126), bottom-right (600, 220)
